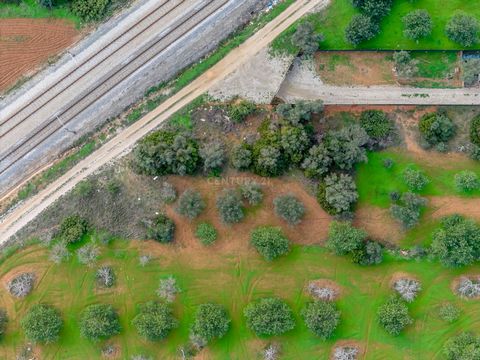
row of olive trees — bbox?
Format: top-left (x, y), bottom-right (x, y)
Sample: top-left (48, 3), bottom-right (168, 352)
top-left (37, 0), bottom-right (113, 22)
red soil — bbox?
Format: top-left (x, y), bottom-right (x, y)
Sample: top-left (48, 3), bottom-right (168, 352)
top-left (0, 18), bottom-right (80, 92)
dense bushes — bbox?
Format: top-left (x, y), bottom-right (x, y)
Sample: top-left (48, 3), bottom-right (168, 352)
top-left (80, 304), bottom-right (120, 340)
top-left (59, 215), bottom-right (88, 244)
top-left (273, 194), bottom-right (305, 225)
top-left (231, 144), bottom-right (253, 170)
top-left (302, 144), bottom-right (331, 178)
top-left (21, 304), bottom-right (62, 344)
top-left (191, 304), bottom-right (230, 343)
top-left (393, 51), bottom-right (419, 79)
top-left (419, 112), bottom-right (456, 147)
top-left (251, 226), bottom-right (290, 261)
top-left (176, 189), bottom-right (205, 219)
top-left (402, 168), bottom-right (429, 192)
top-left (195, 222), bottom-right (217, 246)
top-left (322, 173), bottom-right (358, 215)
top-left (244, 298), bottom-right (295, 336)
top-left (227, 100), bottom-right (256, 123)
top-left (216, 190), bottom-right (244, 224)
top-left (133, 130), bottom-right (199, 176)
top-left (276, 100), bottom-right (324, 126)
top-left (443, 332), bottom-right (480, 360)
top-left (324, 125), bottom-right (369, 170)
top-left (446, 12), bottom-right (479, 47)
top-left (199, 140), bottom-right (226, 173)
top-left (240, 181), bottom-right (263, 206)
top-left (431, 215), bottom-right (480, 267)
top-left (132, 301), bottom-right (177, 341)
top-left (291, 21), bottom-right (323, 56)
top-left (377, 296), bottom-right (413, 336)
top-left (71, 0), bottom-right (111, 22)
top-left (351, 240), bottom-right (383, 266)
top-left (359, 110), bottom-right (394, 147)
top-left (454, 171), bottom-right (479, 192)
top-left (470, 115), bottom-right (480, 146)
top-left (146, 214), bottom-right (175, 243)
top-left (302, 301), bottom-right (340, 339)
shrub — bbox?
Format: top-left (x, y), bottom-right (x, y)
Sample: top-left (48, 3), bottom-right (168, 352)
top-left (195, 222), bottom-right (217, 246)
top-left (302, 301), bottom-right (340, 339)
top-left (0, 309), bottom-right (6, 338)
top-left (455, 170), bottom-right (480, 192)
top-left (393, 278), bottom-right (421, 302)
top-left (325, 125), bottom-right (369, 170)
top-left (244, 298), bottom-right (295, 336)
top-left (146, 214), bottom-right (175, 243)
top-left (443, 332), bottom-right (480, 360)
top-left (273, 194), bottom-right (305, 225)
top-left (132, 301), bottom-right (177, 341)
top-left (456, 277), bottom-right (480, 298)
top-left (276, 100), bottom-right (324, 126)
top-left (377, 296), bottom-right (413, 336)
top-left (200, 140), bottom-right (226, 173)
top-left (280, 126), bottom-right (311, 164)
top-left (352, 0), bottom-right (393, 19)
top-left (231, 143), bottom-right (253, 170)
top-left (345, 14), bottom-right (379, 46)
top-left (59, 215), bottom-right (88, 244)
top-left (403, 10), bottom-right (432, 40)
top-left (77, 243), bottom-right (100, 266)
top-left (216, 190), bottom-right (244, 224)
top-left (21, 304), bottom-right (62, 344)
top-left (96, 266), bottom-right (115, 288)
top-left (291, 21), bottom-right (323, 56)
top-left (383, 158), bottom-right (394, 169)
top-left (431, 215), bottom-right (480, 267)
top-left (351, 240), bottom-right (383, 266)
top-left (326, 221), bottom-right (366, 256)
top-left (253, 144), bottom-right (284, 177)
top-left (402, 168), bottom-right (429, 191)
top-left (227, 100), bottom-right (256, 123)
top-left (446, 11), bottom-right (479, 47)
top-left (471, 115), bottom-right (480, 146)
top-left (251, 226), bottom-right (290, 261)
top-left (80, 304), bottom-right (120, 341)
top-left (191, 304), bottom-right (230, 342)
top-left (133, 130), bottom-right (199, 176)
top-left (393, 50), bottom-right (419, 79)
top-left (419, 112), bottom-right (456, 146)
top-left (49, 242), bottom-right (71, 264)
top-left (302, 144), bottom-right (332, 178)
top-left (75, 179), bottom-right (94, 197)
top-left (390, 192), bottom-right (427, 229)
top-left (71, 0), bottom-right (110, 22)
top-left (323, 173), bottom-right (358, 214)
top-left (156, 277), bottom-right (179, 303)
top-left (360, 110), bottom-right (394, 145)
top-left (159, 182), bottom-right (177, 204)
top-left (463, 59), bottom-right (480, 87)
top-left (240, 181), bottom-right (263, 206)
top-left (176, 189), bottom-right (205, 220)
top-left (7, 273), bottom-right (35, 298)
top-left (438, 303), bottom-right (461, 323)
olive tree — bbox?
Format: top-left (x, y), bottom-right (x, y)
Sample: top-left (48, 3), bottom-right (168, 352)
top-left (276, 100), bottom-right (324, 126)
top-left (390, 192), bottom-right (427, 229)
top-left (345, 14), bottom-right (379, 46)
top-left (176, 189), bottom-right (205, 220)
top-left (251, 226), bottom-right (290, 261)
top-left (403, 10), bottom-right (432, 40)
top-left (240, 181), bottom-right (263, 206)
top-left (216, 189), bottom-right (244, 224)
top-left (377, 296), bottom-right (413, 336)
top-left (191, 303), bottom-right (230, 343)
top-left (195, 222), bottom-right (217, 246)
top-left (402, 168), bottom-right (429, 192)
top-left (199, 140), bottom-right (226, 173)
top-left (443, 332), bottom-right (480, 360)
top-left (132, 301), bottom-right (177, 341)
top-left (291, 21), bottom-right (323, 56)
top-left (326, 221), bottom-right (366, 256)
top-left (146, 214), bottom-right (175, 243)
top-left (273, 194), bottom-right (305, 225)
top-left (323, 173), bottom-right (359, 214)
top-left (454, 171), bottom-right (480, 192)
top-left (21, 304), bottom-right (62, 344)
top-left (419, 112), bottom-right (456, 146)
top-left (325, 125), bottom-right (369, 170)
top-left (302, 301), bottom-right (340, 339)
top-left (302, 144), bottom-right (332, 178)
top-left (58, 215), bottom-right (88, 244)
top-left (80, 304), bottom-right (121, 341)
top-left (244, 298), bottom-right (295, 336)
top-left (446, 12), bottom-right (479, 47)
top-left (231, 143), bottom-right (253, 170)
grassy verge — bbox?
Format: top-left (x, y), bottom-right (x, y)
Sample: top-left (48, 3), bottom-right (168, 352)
top-left (272, 0), bottom-right (480, 52)
top-left (1, 238), bottom-right (478, 359)
top-left (0, 0), bottom-right (81, 26)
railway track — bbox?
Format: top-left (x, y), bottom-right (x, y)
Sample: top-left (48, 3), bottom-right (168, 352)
top-left (0, 0), bottom-right (230, 178)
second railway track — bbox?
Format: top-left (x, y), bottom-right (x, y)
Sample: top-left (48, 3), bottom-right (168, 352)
top-left (0, 0), bottom-right (231, 177)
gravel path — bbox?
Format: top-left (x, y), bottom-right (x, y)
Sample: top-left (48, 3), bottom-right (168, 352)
top-left (277, 58), bottom-right (480, 104)
top-left (0, 0), bottom-right (326, 243)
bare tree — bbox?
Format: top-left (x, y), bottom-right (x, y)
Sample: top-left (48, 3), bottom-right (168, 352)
top-left (334, 346), bottom-right (359, 360)
top-left (7, 273), bottom-right (35, 298)
top-left (393, 278), bottom-right (421, 302)
top-left (156, 277), bottom-right (179, 302)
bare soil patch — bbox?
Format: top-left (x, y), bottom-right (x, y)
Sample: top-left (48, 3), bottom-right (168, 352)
top-left (429, 196), bottom-right (480, 220)
top-left (305, 278), bottom-right (343, 301)
top-left (354, 206), bottom-right (401, 244)
top-left (315, 51), bottom-right (395, 86)
top-left (0, 18), bottom-right (80, 92)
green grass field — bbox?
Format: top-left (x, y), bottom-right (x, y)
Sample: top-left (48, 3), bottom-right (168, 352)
top-left (1, 236), bottom-right (479, 359)
top-left (356, 149), bottom-right (480, 208)
top-left (272, 0), bottom-right (480, 52)
top-left (0, 0), bottom-right (81, 26)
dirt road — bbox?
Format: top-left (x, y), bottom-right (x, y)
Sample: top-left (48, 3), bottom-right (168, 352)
top-left (0, 0), bottom-right (328, 243)
top-left (277, 58), bottom-right (480, 105)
